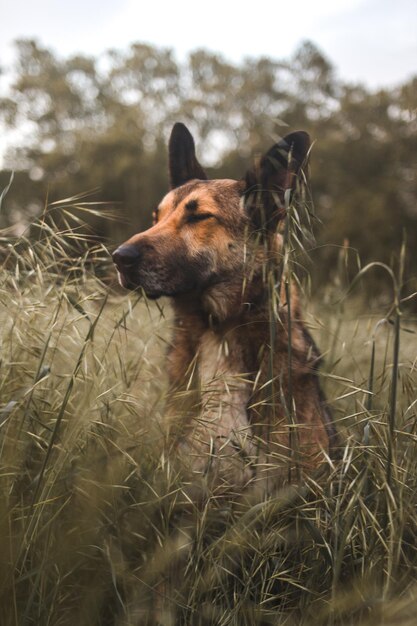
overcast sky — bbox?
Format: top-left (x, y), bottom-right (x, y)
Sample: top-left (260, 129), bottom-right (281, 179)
top-left (0, 0), bottom-right (416, 165)
top-left (1, 0), bottom-right (416, 88)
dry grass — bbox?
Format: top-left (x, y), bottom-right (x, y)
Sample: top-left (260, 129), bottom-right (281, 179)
top-left (0, 198), bottom-right (416, 625)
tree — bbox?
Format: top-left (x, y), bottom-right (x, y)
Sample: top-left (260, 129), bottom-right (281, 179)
top-left (0, 39), bottom-right (415, 297)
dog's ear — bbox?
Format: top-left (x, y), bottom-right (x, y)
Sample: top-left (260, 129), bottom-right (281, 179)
top-left (244, 131), bottom-right (310, 231)
top-left (169, 123), bottom-right (207, 188)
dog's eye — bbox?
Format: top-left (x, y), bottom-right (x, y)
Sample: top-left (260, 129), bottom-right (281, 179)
top-left (187, 213), bottom-right (214, 224)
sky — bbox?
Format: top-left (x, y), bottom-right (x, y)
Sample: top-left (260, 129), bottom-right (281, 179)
top-left (1, 0), bottom-right (416, 87)
top-left (0, 0), bottom-right (416, 165)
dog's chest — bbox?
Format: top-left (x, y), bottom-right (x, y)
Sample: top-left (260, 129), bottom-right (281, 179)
top-left (197, 329), bottom-right (250, 428)
top-left (198, 329), bottom-right (242, 384)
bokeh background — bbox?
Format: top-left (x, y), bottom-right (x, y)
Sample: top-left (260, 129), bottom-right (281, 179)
top-left (0, 0), bottom-right (416, 296)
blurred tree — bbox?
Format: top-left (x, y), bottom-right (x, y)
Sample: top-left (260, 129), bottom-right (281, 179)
top-left (0, 39), bottom-right (415, 297)
top-left (310, 81), bottom-right (417, 292)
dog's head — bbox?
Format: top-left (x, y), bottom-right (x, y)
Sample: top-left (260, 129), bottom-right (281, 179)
top-left (113, 123), bottom-right (309, 305)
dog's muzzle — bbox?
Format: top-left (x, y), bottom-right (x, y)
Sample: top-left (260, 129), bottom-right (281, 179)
top-left (112, 244), bottom-right (141, 289)
top-left (112, 244), bottom-right (140, 271)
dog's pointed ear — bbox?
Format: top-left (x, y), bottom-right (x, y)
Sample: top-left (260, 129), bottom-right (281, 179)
top-left (244, 131), bottom-right (310, 230)
top-left (168, 123), bottom-right (207, 188)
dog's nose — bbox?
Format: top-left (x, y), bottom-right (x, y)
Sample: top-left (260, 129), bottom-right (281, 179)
top-left (112, 244), bottom-right (140, 270)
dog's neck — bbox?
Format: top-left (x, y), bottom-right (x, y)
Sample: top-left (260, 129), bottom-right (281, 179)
top-left (173, 274), bottom-right (267, 327)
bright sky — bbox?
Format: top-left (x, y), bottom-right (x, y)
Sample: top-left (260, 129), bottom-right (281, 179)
top-left (0, 0), bottom-right (416, 165)
top-left (1, 0), bottom-right (416, 86)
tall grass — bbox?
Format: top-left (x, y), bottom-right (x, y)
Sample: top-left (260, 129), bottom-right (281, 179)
top-left (0, 196), bottom-right (416, 625)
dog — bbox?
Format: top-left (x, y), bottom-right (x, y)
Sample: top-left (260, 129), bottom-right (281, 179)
top-left (113, 122), bottom-right (337, 496)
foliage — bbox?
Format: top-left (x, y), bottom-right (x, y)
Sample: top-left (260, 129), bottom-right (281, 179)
top-left (0, 39), bottom-right (416, 297)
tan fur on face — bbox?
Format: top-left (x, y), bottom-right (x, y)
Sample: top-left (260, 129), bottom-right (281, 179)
top-left (128, 180), bottom-right (245, 264)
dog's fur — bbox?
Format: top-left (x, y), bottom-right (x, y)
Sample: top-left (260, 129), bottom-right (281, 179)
top-left (113, 123), bottom-right (337, 495)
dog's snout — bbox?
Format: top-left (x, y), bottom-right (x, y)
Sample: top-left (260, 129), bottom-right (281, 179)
top-left (112, 244), bottom-right (140, 270)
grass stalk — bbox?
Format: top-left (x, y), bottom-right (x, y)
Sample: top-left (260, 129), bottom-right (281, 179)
top-left (0, 195), bottom-right (416, 625)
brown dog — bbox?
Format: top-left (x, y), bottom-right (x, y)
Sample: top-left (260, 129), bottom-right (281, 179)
top-left (113, 123), bottom-right (337, 496)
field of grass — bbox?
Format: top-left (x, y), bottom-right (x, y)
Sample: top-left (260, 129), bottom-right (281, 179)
top-left (0, 212), bottom-right (416, 625)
